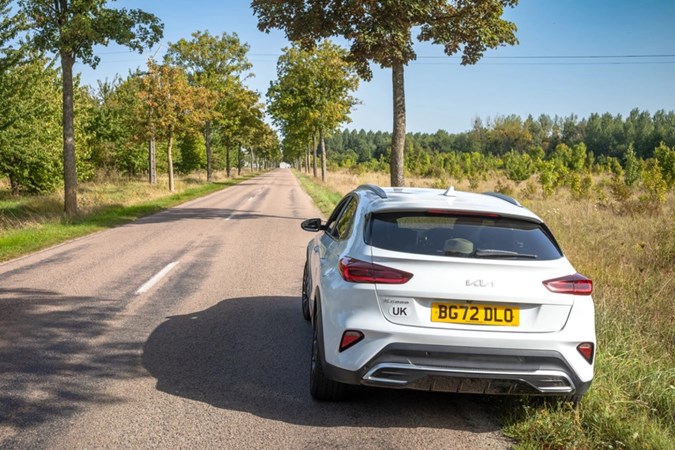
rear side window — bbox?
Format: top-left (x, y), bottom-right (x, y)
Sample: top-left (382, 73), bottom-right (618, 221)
top-left (366, 212), bottom-right (563, 261)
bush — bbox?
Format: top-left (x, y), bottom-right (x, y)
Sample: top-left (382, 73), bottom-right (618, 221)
top-left (639, 159), bottom-right (668, 208)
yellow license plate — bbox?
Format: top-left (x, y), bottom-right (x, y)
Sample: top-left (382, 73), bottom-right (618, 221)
top-left (431, 302), bottom-right (520, 326)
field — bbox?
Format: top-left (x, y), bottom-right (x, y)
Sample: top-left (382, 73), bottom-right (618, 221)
top-left (297, 168), bottom-right (674, 450)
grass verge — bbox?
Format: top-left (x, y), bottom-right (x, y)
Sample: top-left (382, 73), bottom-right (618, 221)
top-left (295, 169), bottom-right (674, 450)
top-left (0, 172), bottom-right (258, 263)
top-left (295, 171), bottom-right (343, 217)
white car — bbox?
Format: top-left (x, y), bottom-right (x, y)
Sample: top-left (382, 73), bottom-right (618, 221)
top-left (301, 185), bottom-right (595, 402)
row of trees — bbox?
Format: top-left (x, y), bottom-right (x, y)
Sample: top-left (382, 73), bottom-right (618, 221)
top-left (0, 0), bottom-right (280, 201)
top-left (1, 1), bottom-right (280, 215)
top-left (266, 41), bottom-right (359, 182)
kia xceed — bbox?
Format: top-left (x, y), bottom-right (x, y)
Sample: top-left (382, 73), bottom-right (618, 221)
top-left (301, 184), bottom-right (595, 403)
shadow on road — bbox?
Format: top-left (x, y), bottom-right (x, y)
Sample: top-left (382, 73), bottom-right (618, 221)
top-left (142, 295), bottom-right (500, 432)
top-left (0, 288), bottom-right (145, 431)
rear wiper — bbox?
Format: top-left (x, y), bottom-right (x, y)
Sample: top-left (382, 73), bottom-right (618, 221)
top-left (474, 249), bottom-right (538, 259)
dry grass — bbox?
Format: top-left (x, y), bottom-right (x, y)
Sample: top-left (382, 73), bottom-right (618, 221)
top-left (0, 170), bottom-right (240, 232)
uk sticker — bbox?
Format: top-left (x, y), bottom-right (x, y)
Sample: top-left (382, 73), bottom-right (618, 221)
top-left (382, 298), bottom-right (415, 322)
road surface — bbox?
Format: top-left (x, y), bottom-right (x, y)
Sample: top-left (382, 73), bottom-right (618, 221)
top-left (0, 170), bottom-right (510, 449)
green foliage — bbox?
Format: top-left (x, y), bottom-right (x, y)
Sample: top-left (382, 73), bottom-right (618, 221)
top-left (654, 142), bottom-right (675, 189)
top-left (569, 172), bottom-right (593, 200)
top-left (623, 144), bottom-right (642, 187)
top-left (253, 0), bottom-right (519, 79)
top-left (177, 132), bottom-right (206, 173)
top-left (19, 0), bottom-right (163, 68)
top-left (640, 159), bottom-right (668, 207)
top-left (0, 57), bottom-right (62, 193)
top-left (165, 31), bottom-right (258, 179)
top-left (537, 161), bottom-right (559, 198)
top-left (267, 41), bottom-right (359, 166)
top-left (294, 172), bottom-right (342, 217)
top-left (503, 150), bottom-right (534, 182)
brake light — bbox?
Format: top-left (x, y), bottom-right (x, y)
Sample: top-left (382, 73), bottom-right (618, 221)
top-left (338, 257), bottom-right (413, 284)
top-left (543, 273), bottom-right (593, 295)
top-left (427, 209), bottom-right (499, 218)
top-left (339, 330), bottom-right (364, 352)
top-left (577, 342), bottom-right (594, 363)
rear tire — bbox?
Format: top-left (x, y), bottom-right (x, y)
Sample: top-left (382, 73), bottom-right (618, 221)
top-left (301, 262), bottom-right (311, 321)
top-left (310, 310), bottom-right (347, 401)
top-left (565, 394), bottom-right (583, 408)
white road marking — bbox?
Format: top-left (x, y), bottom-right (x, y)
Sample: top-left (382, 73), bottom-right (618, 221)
top-left (224, 213), bottom-right (235, 221)
top-left (135, 261), bottom-right (179, 295)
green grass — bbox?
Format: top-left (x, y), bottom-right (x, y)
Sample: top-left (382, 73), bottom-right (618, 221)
top-left (295, 172), bottom-right (344, 217)
top-left (0, 173), bottom-right (257, 262)
top-left (295, 170), bottom-right (675, 450)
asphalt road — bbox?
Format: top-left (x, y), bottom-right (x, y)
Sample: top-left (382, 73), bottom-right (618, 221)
top-left (0, 170), bottom-right (510, 449)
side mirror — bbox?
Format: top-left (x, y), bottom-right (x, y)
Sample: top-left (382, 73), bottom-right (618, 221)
top-left (301, 218), bottom-right (324, 232)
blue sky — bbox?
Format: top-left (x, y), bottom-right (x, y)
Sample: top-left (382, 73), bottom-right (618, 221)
top-left (77, 0), bottom-right (675, 134)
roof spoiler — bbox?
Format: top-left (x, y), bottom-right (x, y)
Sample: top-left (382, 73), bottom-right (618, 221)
top-left (482, 192), bottom-right (522, 207)
top-left (355, 184), bottom-right (387, 199)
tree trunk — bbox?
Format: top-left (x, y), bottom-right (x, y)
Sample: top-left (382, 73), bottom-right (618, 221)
top-left (312, 132), bottom-right (318, 178)
top-left (9, 175), bottom-right (19, 196)
top-left (306, 144), bottom-right (310, 174)
top-left (250, 148), bottom-right (254, 172)
top-left (204, 121), bottom-right (212, 182)
top-left (391, 61), bottom-right (406, 187)
top-left (148, 129), bottom-right (156, 184)
top-left (237, 142), bottom-right (242, 176)
top-left (225, 137), bottom-right (231, 177)
top-left (61, 52), bottom-right (78, 216)
top-left (167, 126), bottom-right (175, 192)
top-left (320, 128), bottom-right (327, 182)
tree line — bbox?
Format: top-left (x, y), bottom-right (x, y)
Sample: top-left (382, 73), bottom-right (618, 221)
top-left (323, 111), bottom-right (675, 207)
top-left (1, 1), bottom-right (280, 215)
top-left (327, 109), bottom-right (675, 165)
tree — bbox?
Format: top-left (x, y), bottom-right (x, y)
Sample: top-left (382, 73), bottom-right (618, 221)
top-left (19, 0), bottom-right (163, 216)
top-left (165, 31), bottom-right (253, 182)
top-left (267, 41), bottom-right (358, 181)
top-left (0, 56), bottom-right (62, 194)
top-left (217, 81), bottom-right (263, 177)
top-left (137, 61), bottom-right (214, 192)
top-left (0, 0), bottom-right (27, 131)
top-left (253, 0), bottom-right (518, 186)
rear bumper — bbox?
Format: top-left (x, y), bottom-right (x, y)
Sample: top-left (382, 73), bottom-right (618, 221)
top-left (323, 343), bottom-right (592, 396)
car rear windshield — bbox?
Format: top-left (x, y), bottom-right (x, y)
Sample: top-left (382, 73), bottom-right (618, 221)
top-left (366, 212), bottom-right (563, 260)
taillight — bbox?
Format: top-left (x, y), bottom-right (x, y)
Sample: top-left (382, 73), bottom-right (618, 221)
top-left (543, 273), bottom-right (593, 295)
top-left (339, 330), bottom-right (364, 352)
top-left (338, 257), bottom-right (413, 284)
top-left (577, 342), bottom-right (594, 363)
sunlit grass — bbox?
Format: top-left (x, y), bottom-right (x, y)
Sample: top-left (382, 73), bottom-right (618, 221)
top-left (296, 168), bottom-right (675, 449)
top-left (0, 170), bottom-right (259, 262)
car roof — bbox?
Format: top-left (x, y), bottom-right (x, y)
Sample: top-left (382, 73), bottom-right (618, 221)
top-left (352, 185), bottom-right (543, 223)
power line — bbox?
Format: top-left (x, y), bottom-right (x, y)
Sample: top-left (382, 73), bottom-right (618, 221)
top-left (417, 54), bottom-right (675, 59)
top-left (413, 61), bottom-right (675, 66)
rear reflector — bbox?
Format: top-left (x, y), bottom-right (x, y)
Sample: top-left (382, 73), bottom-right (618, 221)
top-left (339, 330), bottom-right (364, 352)
top-left (543, 273), bottom-right (593, 295)
top-left (577, 342), bottom-right (594, 363)
top-left (339, 257), bottom-right (413, 284)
